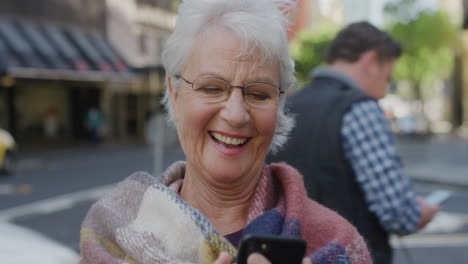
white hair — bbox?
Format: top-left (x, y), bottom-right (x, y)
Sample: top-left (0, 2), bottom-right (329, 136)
top-left (161, 0), bottom-right (296, 152)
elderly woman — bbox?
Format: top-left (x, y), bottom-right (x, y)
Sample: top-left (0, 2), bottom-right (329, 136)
top-left (80, 0), bottom-right (371, 263)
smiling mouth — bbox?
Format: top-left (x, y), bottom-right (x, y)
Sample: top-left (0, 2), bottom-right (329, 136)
top-left (210, 131), bottom-right (250, 149)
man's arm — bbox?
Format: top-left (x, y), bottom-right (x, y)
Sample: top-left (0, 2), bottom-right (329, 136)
top-left (341, 100), bottom-right (437, 234)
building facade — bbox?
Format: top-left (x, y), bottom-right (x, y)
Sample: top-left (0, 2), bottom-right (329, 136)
top-left (0, 0), bottom-right (177, 147)
top-left (106, 0), bottom-right (176, 141)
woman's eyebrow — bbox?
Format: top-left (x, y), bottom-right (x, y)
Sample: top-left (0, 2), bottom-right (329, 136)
top-left (196, 71), bottom-right (225, 79)
top-left (195, 72), bottom-right (278, 86)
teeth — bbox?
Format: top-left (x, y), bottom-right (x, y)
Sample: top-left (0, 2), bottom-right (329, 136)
top-left (211, 132), bottom-right (247, 146)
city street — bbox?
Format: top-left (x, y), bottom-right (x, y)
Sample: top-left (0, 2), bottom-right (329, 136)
top-left (0, 135), bottom-right (467, 263)
top-left (393, 134), bottom-right (468, 263)
top-left (0, 0), bottom-right (467, 264)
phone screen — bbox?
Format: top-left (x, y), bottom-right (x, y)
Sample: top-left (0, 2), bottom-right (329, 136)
top-left (236, 234), bottom-right (306, 264)
top-left (425, 190), bottom-right (452, 206)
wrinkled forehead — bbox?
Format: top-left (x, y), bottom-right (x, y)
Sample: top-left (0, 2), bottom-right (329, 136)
top-left (182, 26), bottom-right (280, 84)
top-left (192, 25), bottom-right (278, 67)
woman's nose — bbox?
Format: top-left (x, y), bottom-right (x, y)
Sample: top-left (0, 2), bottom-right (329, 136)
top-left (220, 88), bottom-right (250, 128)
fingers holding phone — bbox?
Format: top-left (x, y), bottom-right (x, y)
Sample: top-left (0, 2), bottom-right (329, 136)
top-left (246, 253), bottom-right (311, 264)
top-left (417, 189), bottom-right (453, 230)
top-left (237, 235), bottom-right (307, 264)
top-left (417, 197), bottom-right (440, 230)
top-left (246, 253), bottom-right (270, 264)
top-left (214, 252), bottom-right (232, 264)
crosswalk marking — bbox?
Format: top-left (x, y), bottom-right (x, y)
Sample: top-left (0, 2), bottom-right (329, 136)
top-left (0, 184), bottom-right (113, 221)
top-left (391, 211), bottom-right (468, 248)
top-left (392, 233), bottom-right (468, 248)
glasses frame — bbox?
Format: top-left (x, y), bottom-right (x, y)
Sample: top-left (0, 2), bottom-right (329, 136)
top-left (175, 74), bottom-right (284, 107)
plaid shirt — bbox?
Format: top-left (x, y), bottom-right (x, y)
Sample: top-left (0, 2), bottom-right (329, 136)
top-left (341, 100), bottom-right (421, 235)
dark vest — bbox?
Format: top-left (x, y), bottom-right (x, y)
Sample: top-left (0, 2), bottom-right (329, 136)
top-left (269, 71), bottom-right (392, 264)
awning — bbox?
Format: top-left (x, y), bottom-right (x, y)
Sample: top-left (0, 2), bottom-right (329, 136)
top-left (0, 17), bottom-right (133, 83)
top-left (0, 37), bottom-right (21, 73)
top-left (42, 25), bottom-right (90, 71)
top-left (16, 21), bottom-right (69, 70)
top-left (65, 29), bottom-right (112, 72)
top-left (0, 37), bottom-right (7, 72)
top-left (88, 33), bottom-right (129, 73)
top-left (0, 18), bottom-right (45, 68)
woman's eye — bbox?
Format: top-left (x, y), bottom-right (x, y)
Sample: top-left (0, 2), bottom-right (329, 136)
top-left (199, 86), bottom-right (225, 94)
top-left (246, 92), bottom-right (270, 101)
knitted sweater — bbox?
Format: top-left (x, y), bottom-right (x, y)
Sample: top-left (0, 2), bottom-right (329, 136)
top-left (80, 161), bottom-right (372, 264)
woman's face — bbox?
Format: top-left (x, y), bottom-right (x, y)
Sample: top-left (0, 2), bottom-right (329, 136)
top-left (169, 27), bottom-right (280, 184)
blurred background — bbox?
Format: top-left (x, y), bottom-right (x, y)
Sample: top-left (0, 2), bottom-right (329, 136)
top-left (0, 0), bottom-right (466, 263)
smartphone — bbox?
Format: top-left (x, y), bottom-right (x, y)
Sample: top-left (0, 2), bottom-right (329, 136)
top-left (236, 234), bottom-right (306, 264)
top-left (425, 189), bottom-right (452, 206)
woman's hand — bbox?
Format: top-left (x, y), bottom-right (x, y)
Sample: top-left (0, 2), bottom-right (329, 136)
top-left (214, 252), bottom-right (312, 264)
top-left (247, 253), bottom-right (270, 264)
top-left (247, 253), bottom-right (312, 264)
top-left (214, 252), bottom-right (232, 264)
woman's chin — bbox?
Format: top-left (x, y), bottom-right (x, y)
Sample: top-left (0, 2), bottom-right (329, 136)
top-left (205, 164), bottom-right (246, 184)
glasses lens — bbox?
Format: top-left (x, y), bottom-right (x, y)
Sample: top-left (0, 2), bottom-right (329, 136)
top-left (244, 83), bottom-right (280, 108)
top-left (193, 77), bottom-right (229, 102)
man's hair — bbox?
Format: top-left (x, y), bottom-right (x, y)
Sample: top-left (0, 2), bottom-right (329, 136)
top-left (325, 21), bottom-right (402, 64)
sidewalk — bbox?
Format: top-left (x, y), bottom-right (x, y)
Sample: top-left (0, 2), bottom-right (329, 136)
top-left (396, 134), bottom-right (468, 187)
top-left (4, 140), bottom-right (184, 264)
top-left (0, 221), bottom-right (79, 264)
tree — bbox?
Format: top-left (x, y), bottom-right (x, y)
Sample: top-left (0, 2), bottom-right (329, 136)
top-left (385, 0), bottom-right (459, 106)
top-left (170, 0), bottom-right (182, 11)
top-left (290, 23), bottom-right (339, 86)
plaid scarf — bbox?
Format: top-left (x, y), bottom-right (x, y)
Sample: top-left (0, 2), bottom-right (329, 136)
top-left (80, 161), bottom-right (371, 264)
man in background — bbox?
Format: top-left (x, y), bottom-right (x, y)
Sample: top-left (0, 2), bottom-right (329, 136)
top-left (85, 107), bottom-right (104, 144)
top-left (269, 22), bottom-right (439, 264)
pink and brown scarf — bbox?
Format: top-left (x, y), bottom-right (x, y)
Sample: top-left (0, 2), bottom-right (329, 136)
top-left (80, 161), bottom-right (371, 263)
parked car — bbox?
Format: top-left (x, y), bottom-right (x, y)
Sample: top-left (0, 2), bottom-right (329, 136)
top-left (0, 128), bottom-right (16, 175)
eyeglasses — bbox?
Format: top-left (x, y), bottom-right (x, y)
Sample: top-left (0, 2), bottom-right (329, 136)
top-left (175, 75), bottom-right (284, 109)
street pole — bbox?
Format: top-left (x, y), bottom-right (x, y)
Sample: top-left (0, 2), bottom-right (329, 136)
top-left (153, 113), bottom-right (165, 178)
